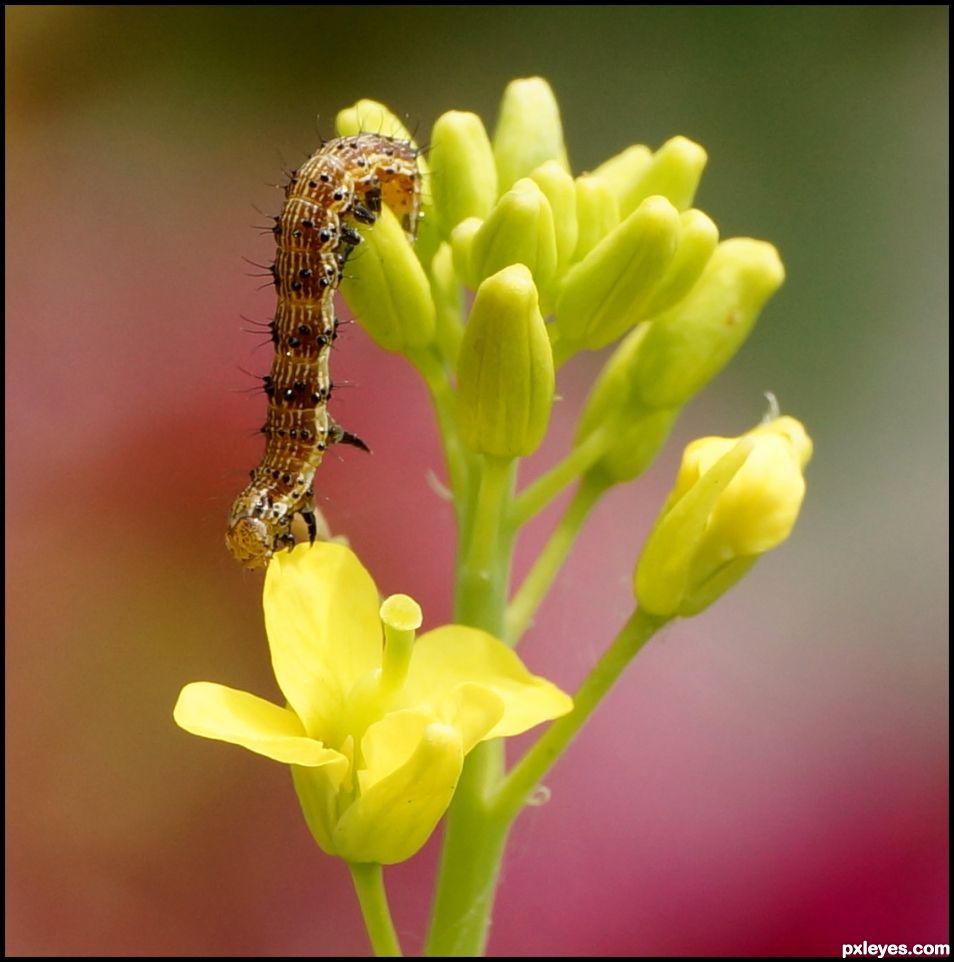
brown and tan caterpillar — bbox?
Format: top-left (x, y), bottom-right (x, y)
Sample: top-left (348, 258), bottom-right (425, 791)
top-left (226, 133), bottom-right (421, 568)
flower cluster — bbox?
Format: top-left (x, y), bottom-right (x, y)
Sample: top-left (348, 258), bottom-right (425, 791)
top-left (175, 77), bottom-right (812, 955)
top-left (334, 80), bottom-right (791, 493)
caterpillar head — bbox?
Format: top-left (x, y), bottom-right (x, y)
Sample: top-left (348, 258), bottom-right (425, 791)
top-left (225, 516), bottom-right (274, 570)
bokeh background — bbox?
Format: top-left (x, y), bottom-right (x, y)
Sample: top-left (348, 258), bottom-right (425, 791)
top-left (6, 6), bottom-right (948, 956)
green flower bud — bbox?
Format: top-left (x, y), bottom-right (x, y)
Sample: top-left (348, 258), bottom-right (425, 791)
top-left (634, 417), bottom-right (811, 617)
top-left (599, 408), bottom-right (679, 485)
top-left (573, 324), bottom-right (676, 483)
top-left (641, 208), bottom-right (719, 318)
top-left (493, 77), bottom-right (570, 192)
top-left (470, 179), bottom-right (558, 292)
top-left (336, 99), bottom-right (404, 138)
top-left (450, 216), bottom-right (483, 290)
top-left (592, 145), bottom-right (653, 214)
top-left (429, 242), bottom-right (464, 366)
top-left (530, 160), bottom-right (578, 272)
top-left (619, 136), bottom-right (708, 215)
top-left (340, 205), bottom-right (436, 354)
top-left (413, 206), bottom-right (443, 273)
top-left (575, 323), bottom-right (650, 441)
top-left (457, 264), bottom-right (554, 458)
top-left (551, 195), bottom-right (681, 356)
top-left (430, 110), bottom-right (498, 239)
top-left (573, 174), bottom-right (620, 262)
top-left (630, 238), bottom-right (785, 409)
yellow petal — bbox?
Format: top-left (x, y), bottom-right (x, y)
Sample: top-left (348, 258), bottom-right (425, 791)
top-left (360, 696), bottom-right (502, 782)
top-left (335, 716), bottom-right (464, 864)
top-left (292, 763), bottom-right (348, 858)
top-left (173, 682), bottom-right (348, 774)
top-left (264, 543), bottom-right (382, 741)
top-left (707, 434), bottom-right (807, 555)
top-left (440, 682), bottom-right (505, 754)
top-left (635, 439), bottom-right (752, 616)
top-left (357, 708), bottom-right (435, 793)
top-left (405, 625), bottom-right (573, 738)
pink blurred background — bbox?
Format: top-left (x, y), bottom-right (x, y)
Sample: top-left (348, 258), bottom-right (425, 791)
top-left (6, 7), bottom-right (948, 956)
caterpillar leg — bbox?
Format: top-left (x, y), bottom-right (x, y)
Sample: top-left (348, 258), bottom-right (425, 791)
top-left (351, 202), bottom-right (376, 225)
top-left (300, 507), bottom-right (318, 544)
top-left (329, 419), bottom-right (371, 453)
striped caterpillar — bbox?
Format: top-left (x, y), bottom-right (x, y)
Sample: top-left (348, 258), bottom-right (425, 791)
top-left (226, 133), bottom-right (422, 569)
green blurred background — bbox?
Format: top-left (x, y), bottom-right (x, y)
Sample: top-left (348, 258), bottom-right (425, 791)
top-left (6, 6), bottom-right (948, 956)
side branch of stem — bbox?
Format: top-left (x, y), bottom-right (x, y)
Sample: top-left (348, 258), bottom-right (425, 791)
top-left (492, 608), bottom-right (669, 822)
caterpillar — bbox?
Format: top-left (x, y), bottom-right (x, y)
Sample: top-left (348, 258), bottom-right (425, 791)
top-left (226, 133), bottom-right (422, 569)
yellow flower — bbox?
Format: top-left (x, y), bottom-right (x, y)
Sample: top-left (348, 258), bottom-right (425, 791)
top-left (174, 543), bottom-right (571, 864)
top-left (634, 416), bottom-right (812, 618)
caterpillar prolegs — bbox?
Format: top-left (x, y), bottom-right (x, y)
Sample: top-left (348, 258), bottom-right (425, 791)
top-left (226, 133), bottom-right (422, 569)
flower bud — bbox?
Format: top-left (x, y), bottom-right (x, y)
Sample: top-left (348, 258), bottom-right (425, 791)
top-left (449, 216), bottom-right (483, 289)
top-left (551, 195), bottom-right (681, 355)
top-left (530, 160), bottom-right (578, 272)
top-left (592, 144), bottom-right (653, 214)
top-left (634, 417), bottom-right (812, 617)
top-left (573, 324), bottom-right (675, 483)
top-left (599, 408), bottom-right (679, 485)
top-left (619, 136), bottom-right (708, 215)
top-left (493, 77), bottom-right (570, 192)
top-left (339, 205), bottom-right (436, 354)
top-left (629, 238), bottom-right (785, 409)
top-left (429, 110), bottom-right (498, 238)
top-left (470, 179), bottom-right (558, 292)
top-left (457, 264), bottom-right (554, 458)
top-left (641, 208), bottom-right (719, 318)
top-left (429, 242), bottom-right (465, 365)
top-left (573, 174), bottom-right (620, 262)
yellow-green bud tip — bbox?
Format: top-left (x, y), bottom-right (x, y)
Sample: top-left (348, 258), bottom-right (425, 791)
top-left (430, 110), bottom-right (498, 238)
top-left (552, 194), bottom-right (681, 355)
top-left (470, 178), bottom-right (557, 291)
top-left (457, 264), bottom-right (555, 459)
top-left (335, 99), bottom-right (415, 146)
top-left (493, 77), bottom-right (569, 192)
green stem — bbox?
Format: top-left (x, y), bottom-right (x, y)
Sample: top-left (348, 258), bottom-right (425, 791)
top-left (454, 455), bottom-right (515, 630)
top-left (511, 425), bottom-right (614, 528)
top-left (412, 349), bottom-right (472, 525)
top-left (348, 862), bottom-right (402, 957)
top-left (424, 741), bottom-right (510, 957)
top-left (425, 455), bottom-right (516, 956)
top-left (506, 477), bottom-right (606, 645)
top-left (491, 608), bottom-right (669, 823)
